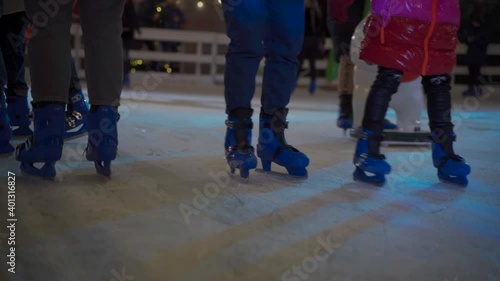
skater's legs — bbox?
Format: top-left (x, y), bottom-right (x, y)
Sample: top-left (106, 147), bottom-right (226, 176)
top-left (422, 74), bottom-right (470, 185)
top-left (222, 0), bottom-right (266, 114)
top-left (261, 0), bottom-right (304, 113)
top-left (24, 0), bottom-right (73, 103)
top-left (69, 57), bottom-right (82, 97)
top-left (468, 64), bottom-right (482, 86)
top-left (362, 66), bottom-right (403, 139)
top-left (0, 12), bottom-right (29, 97)
top-left (308, 56), bottom-right (317, 82)
top-left (78, 0), bottom-right (125, 106)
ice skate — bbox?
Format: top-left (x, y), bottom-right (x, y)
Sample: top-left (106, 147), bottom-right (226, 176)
top-left (309, 80), bottom-right (316, 95)
top-left (65, 89), bottom-right (89, 140)
top-left (85, 106), bottom-right (119, 177)
top-left (6, 94), bottom-right (32, 137)
top-left (0, 93), bottom-right (14, 156)
top-left (15, 104), bottom-right (65, 180)
top-left (257, 108), bottom-right (309, 177)
top-left (430, 131), bottom-right (471, 186)
top-left (353, 129), bottom-right (391, 186)
top-left (224, 108), bottom-right (258, 180)
top-left (337, 94), bottom-right (353, 134)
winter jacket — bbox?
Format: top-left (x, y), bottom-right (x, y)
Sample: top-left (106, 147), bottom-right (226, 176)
top-left (359, 0), bottom-right (461, 75)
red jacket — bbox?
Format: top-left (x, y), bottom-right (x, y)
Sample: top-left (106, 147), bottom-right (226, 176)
top-left (359, 0), bottom-right (460, 75)
top-left (330, 0), bottom-right (356, 23)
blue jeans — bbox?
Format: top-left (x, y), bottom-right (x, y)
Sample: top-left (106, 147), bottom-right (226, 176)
top-left (222, 0), bottom-right (305, 114)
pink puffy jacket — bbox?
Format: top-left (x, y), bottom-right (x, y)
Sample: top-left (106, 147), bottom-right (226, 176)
top-left (359, 0), bottom-right (460, 75)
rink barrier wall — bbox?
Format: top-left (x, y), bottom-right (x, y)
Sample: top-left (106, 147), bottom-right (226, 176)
top-left (70, 24), bottom-right (500, 86)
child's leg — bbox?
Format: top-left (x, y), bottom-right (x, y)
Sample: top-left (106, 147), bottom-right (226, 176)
top-left (362, 66), bottom-right (402, 139)
top-left (422, 74), bottom-right (470, 185)
top-left (353, 66), bottom-right (402, 185)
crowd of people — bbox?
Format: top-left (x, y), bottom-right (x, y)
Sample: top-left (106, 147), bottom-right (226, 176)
top-left (0, 0), bottom-right (482, 186)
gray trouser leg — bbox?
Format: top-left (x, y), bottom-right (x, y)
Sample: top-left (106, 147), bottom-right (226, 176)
top-left (24, 0), bottom-right (73, 103)
top-left (78, 0), bottom-right (125, 106)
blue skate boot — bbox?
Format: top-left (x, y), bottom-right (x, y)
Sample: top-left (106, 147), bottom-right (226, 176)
top-left (383, 119), bottom-right (398, 130)
top-left (309, 80), bottom-right (317, 95)
top-left (353, 128), bottom-right (391, 186)
top-left (337, 93), bottom-right (353, 133)
top-left (85, 105), bottom-right (119, 177)
top-left (15, 103), bottom-right (65, 179)
top-left (225, 108), bottom-right (258, 179)
top-left (430, 130), bottom-right (471, 186)
top-left (65, 89), bottom-right (89, 140)
top-left (6, 94), bottom-right (32, 137)
top-left (257, 108), bottom-right (309, 177)
top-left (0, 93), bottom-right (15, 155)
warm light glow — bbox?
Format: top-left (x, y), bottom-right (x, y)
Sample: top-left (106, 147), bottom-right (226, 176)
top-left (137, 59), bottom-right (143, 65)
top-left (197, 1), bottom-right (204, 8)
top-left (156, 6), bottom-right (162, 12)
top-left (131, 68), bottom-right (136, 73)
top-left (167, 67), bottom-right (173, 73)
top-left (217, 0), bottom-right (221, 4)
top-left (164, 64), bottom-right (170, 69)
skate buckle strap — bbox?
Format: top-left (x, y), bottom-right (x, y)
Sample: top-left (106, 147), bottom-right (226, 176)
top-left (272, 144), bottom-right (299, 160)
top-left (227, 144), bottom-right (255, 154)
top-left (428, 134), bottom-right (456, 142)
top-left (438, 154), bottom-right (465, 169)
top-left (262, 121), bottom-right (289, 130)
top-left (225, 120), bottom-right (253, 130)
top-left (360, 152), bottom-right (386, 160)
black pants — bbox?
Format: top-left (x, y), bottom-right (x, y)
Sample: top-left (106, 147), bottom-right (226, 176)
top-left (297, 36), bottom-right (320, 81)
top-left (467, 64), bottom-right (482, 86)
top-left (0, 12), bottom-right (29, 97)
top-left (363, 66), bottom-right (454, 137)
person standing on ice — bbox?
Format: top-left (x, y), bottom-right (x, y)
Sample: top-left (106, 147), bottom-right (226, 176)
top-left (353, 0), bottom-right (471, 186)
top-left (16, 0), bottom-right (125, 179)
top-left (328, 0), bottom-right (397, 133)
top-left (222, 0), bottom-right (309, 179)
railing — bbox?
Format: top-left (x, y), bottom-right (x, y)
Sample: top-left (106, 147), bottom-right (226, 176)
top-left (70, 24), bottom-right (500, 85)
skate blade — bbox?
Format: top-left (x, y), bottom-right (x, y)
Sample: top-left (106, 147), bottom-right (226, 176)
top-left (255, 168), bottom-right (308, 180)
top-left (438, 174), bottom-right (468, 187)
top-left (353, 168), bottom-right (385, 187)
top-left (20, 163), bottom-right (57, 181)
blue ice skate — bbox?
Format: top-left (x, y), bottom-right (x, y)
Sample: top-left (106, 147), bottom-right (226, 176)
top-left (65, 89), bottom-right (89, 140)
top-left (6, 95), bottom-right (32, 137)
top-left (383, 119), bottom-right (398, 130)
top-left (353, 129), bottom-right (391, 186)
top-left (15, 104), bottom-right (65, 179)
top-left (0, 93), bottom-right (14, 155)
top-left (431, 131), bottom-right (471, 186)
top-left (225, 108), bottom-right (258, 179)
top-left (257, 108), bottom-right (309, 177)
top-left (309, 80), bottom-right (316, 95)
top-left (85, 106), bottom-right (119, 177)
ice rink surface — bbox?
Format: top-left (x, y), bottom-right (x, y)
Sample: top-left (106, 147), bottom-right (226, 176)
top-left (1, 82), bottom-right (499, 281)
